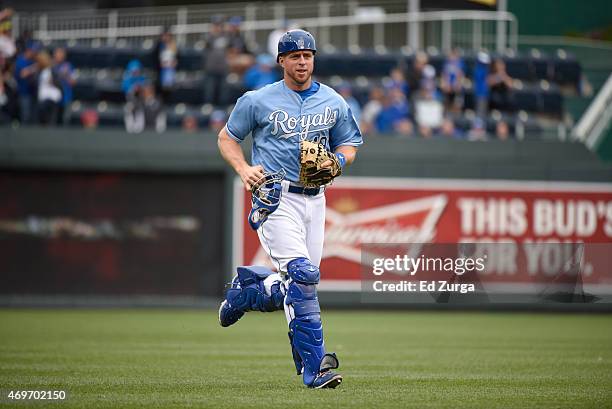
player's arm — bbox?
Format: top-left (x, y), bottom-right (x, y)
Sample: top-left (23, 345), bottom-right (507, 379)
top-left (217, 126), bottom-right (264, 191)
top-left (320, 145), bottom-right (358, 171)
top-left (334, 145), bottom-right (358, 166)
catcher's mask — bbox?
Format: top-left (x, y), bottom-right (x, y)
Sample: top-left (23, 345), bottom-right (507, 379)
top-left (248, 169), bottom-right (286, 230)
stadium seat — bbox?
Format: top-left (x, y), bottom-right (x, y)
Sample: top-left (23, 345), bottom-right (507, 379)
top-left (73, 80), bottom-right (99, 102)
top-left (167, 85), bottom-right (206, 105)
top-left (177, 48), bottom-right (204, 71)
top-left (96, 80), bottom-right (125, 103)
top-left (513, 88), bottom-right (539, 112)
top-left (552, 57), bottom-right (581, 88)
top-left (315, 52), bottom-right (398, 78)
top-left (529, 50), bottom-right (552, 81)
top-left (96, 103), bottom-right (124, 127)
top-left (503, 56), bottom-right (533, 81)
top-left (539, 86), bottom-right (563, 116)
top-left (217, 76), bottom-right (248, 106)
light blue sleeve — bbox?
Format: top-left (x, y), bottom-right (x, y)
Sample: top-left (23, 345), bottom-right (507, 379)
top-left (330, 99), bottom-right (363, 151)
top-left (225, 93), bottom-right (255, 143)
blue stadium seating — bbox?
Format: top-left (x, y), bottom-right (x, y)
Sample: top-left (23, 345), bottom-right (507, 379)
top-left (59, 44), bottom-right (575, 133)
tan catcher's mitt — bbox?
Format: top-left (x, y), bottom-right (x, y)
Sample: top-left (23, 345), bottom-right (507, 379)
top-left (299, 140), bottom-right (342, 188)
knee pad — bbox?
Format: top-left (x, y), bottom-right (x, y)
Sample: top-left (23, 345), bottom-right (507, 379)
top-left (287, 257), bottom-right (320, 284)
top-left (230, 266), bottom-right (284, 312)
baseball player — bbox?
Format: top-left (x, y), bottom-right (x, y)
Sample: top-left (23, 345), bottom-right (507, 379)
top-left (217, 29), bottom-right (362, 389)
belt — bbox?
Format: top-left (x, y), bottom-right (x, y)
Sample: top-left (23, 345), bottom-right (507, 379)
top-left (287, 184), bottom-right (322, 196)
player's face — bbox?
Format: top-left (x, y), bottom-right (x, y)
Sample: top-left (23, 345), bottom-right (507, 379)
top-left (280, 50), bottom-right (314, 88)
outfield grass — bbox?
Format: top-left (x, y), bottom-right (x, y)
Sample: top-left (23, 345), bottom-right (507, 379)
top-left (0, 309), bottom-right (611, 408)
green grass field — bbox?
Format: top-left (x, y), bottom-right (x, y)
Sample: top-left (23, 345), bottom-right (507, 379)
top-left (1, 309), bottom-right (611, 408)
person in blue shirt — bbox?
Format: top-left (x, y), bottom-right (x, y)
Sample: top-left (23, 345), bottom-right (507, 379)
top-left (14, 40), bottom-right (39, 124)
top-left (121, 59), bottom-right (147, 101)
top-left (389, 67), bottom-right (410, 97)
top-left (243, 53), bottom-right (279, 90)
top-left (52, 47), bottom-right (75, 126)
top-left (440, 48), bottom-right (465, 112)
top-left (375, 86), bottom-right (412, 135)
top-left (473, 51), bottom-right (490, 119)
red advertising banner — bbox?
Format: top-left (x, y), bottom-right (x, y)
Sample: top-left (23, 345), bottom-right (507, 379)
top-left (233, 178), bottom-right (612, 293)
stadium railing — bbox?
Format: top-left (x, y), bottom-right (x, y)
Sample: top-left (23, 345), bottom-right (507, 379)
top-left (13, 1), bottom-right (517, 53)
top-left (572, 73), bottom-right (612, 152)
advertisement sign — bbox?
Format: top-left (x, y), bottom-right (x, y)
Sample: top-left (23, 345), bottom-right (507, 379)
top-left (234, 177), bottom-right (612, 296)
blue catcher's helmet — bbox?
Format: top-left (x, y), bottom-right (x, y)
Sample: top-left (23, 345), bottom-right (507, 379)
top-left (277, 29), bottom-right (317, 62)
top-left (248, 169), bottom-right (286, 230)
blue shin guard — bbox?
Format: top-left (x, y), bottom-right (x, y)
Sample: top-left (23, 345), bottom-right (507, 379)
top-left (234, 266), bottom-right (284, 312)
top-left (285, 258), bottom-right (340, 387)
top-left (219, 266), bottom-right (284, 327)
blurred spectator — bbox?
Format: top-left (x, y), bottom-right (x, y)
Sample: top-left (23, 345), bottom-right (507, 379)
top-left (337, 82), bottom-right (361, 123)
top-left (414, 64), bottom-right (443, 136)
top-left (244, 54), bottom-right (278, 90)
top-left (268, 20), bottom-right (291, 57)
top-left (14, 40), bottom-right (39, 124)
top-left (154, 29), bottom-right (177, 102)
top-left (440, 48), bottom-right (465, 112)
top-left (15, 29), bottom-right (32, 55)
top-left (473, 51), bottom-right (490, 119)
top-left (487, 58), bottom-right (514, 111)
top-left (227, 16), bottom-right (249, 54)
top-left (52, 47), bottom-right (75, 126)
top-left (226, 16), bottom-right (254, 74)
top-left (360, 86), bottom-right (384, 135)
top-left (141, 84), bottom-right (166, 132)
top-left (467, 117), bottom-right (487, 141)
top-left (0, 6), bottom-right (13, 58)
top-left (418, 64), bottom-right (440, 100)
top-left (81, 109), bottom-right (98, 130)
top-left (414, 97), bottom-right (443, 137)
top-left (404, 51), bottom-right (428, 99)
top-left (496, 120), bottom-right (510, 141)
top-left (209, 109), bottom-right (227, 133)
top-left (375, 86), bottom-right (412, 136)
top-left (36, 51), bottom-right (62, 126)
top-left (0, 19), bottom-right (15, 62)
top-left (436, 117), bottom-right (463, 139)
top-left (124, 83), bottom-right (166, 134)
top-left (182, 115), bottom-right (198, 133)
top-left (203, 15), bottom-right (230, 105)
top-left (122, 59), bottom-right (147, 101)
top-left (0, 8), bottom-right (13, 25)
top-left (0, 59), bottom-right (18, 123)
top-left (389, 67), bottom-right (409, 96)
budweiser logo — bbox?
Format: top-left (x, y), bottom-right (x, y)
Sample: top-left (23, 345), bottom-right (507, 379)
top-left (250, 194), bottom-right (448, 266)
top-left (326, 221), bottom-right (426, 244)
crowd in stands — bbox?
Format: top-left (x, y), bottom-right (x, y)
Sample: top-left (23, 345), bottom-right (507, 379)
top-left (1, 9), bottom-right (77, 127)
top-left (357, 49), bottom-right (516, 140)
top-left (0, 9), bottom-right (538, 140)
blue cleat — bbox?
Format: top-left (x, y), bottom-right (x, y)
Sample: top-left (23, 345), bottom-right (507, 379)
top-left (218, 277), bottom-right (244, 327)
top-left (311, 370), bottom-right (343, 389)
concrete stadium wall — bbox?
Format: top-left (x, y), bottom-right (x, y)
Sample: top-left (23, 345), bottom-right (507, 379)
top-left (2, 128), bottom-right (611, 181)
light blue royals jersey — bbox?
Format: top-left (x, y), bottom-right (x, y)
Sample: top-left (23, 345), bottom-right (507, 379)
top-left (225, 80), bottom-right (363, 182)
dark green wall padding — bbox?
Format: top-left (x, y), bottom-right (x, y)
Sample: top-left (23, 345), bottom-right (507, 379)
top-left (1, 128), bottom-right (611, 181)
top-left (509, 0), bottom-right (612, 37)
